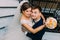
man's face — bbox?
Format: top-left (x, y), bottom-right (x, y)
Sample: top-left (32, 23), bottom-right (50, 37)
top-left (31, 9), bottom-right (41, 20)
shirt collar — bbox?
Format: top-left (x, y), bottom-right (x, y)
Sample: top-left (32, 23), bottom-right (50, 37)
top-left (33, 17), bottom-right (41, 23)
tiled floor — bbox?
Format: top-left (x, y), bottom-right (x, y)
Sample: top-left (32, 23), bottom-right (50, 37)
top-left (0, 0), bottom-right (19, 40)
top-left (0, 17), bottom-right (14, 40)
top-left (42, 32), bottom-right (60, 40)
top-left (0, 0), bottom-right (19, 7)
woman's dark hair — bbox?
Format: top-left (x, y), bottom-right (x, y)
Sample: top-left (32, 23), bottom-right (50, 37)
top-left (20, 2), bottom-right (31, 13)
top-left (32, 5), bottom-right (42, 12)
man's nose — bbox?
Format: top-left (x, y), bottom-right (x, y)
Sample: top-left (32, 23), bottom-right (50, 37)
top-left (31, 13), bottom-right (34, 16)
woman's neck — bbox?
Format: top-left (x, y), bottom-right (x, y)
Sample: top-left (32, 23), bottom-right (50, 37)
top-left (22, 15), bottom-right (31, 20)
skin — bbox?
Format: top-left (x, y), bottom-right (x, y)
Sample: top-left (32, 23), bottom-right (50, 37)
top-left (31, 9), bottom-right (41, 21)
top-left (31, 8), bottom-right (45, 24)
top-left (22, 8), bottom-right (32, 18)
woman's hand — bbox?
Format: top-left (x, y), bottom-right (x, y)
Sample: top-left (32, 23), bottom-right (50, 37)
top-left (43, 20), bottom-right (45, 25)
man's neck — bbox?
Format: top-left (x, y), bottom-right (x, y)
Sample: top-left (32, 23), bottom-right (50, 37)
top-left (34, 16), bottom-right (41, 22)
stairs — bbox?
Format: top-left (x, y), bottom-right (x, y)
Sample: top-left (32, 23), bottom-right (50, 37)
top-left (0, 0), bottom-right (19, 40)
top-left (0, 0), bottom-right (19, 16)
top-left (0, 0), bottom-right (19, 7)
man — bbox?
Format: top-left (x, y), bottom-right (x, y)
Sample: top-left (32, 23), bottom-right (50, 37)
top-left (27, 5), bottom-right (46, 40)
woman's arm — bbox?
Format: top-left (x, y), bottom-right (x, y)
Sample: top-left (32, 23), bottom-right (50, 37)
top-left (40, 13), bottom-right (45, 24)
top-left (22, 24), bottom-right (45, 34)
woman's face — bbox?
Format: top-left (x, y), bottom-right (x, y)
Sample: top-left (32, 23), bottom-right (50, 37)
top-left (22, 8), bottom-right (32, 18)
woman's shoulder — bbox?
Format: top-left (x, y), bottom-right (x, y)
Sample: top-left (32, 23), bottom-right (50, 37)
top-left (21, 19), bottom-right (28, 22)
top-left (20, 19), bottom-right (28, 24)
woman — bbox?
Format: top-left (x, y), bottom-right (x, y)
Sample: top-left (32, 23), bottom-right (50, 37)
top-left (4, 1), bottom-right (30, 40)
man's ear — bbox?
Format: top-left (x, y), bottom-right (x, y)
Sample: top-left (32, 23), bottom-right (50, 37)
top-left (39, 12), bottom-right (41, 16)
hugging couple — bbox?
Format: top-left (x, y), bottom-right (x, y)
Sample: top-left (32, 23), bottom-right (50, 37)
top-left (20, 0), bottom-right (46, 40)
top-left (4, 0), bottom-right (46, 40)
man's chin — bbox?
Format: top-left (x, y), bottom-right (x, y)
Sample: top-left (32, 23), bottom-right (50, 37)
top-left (32, 17), bottom-right (36, 20)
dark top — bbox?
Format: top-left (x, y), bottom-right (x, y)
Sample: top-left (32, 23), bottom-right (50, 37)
top-left (27, 18), bottom-right (46, 40)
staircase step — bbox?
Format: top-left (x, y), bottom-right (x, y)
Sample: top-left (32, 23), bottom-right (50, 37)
top-left (0, 0), bottom-right (19, 7)
top-left (0, 8), bottom-right (17, 17)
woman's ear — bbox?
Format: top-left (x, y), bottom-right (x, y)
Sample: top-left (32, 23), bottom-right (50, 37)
top-left (22, 11), bottom-right (24, 14)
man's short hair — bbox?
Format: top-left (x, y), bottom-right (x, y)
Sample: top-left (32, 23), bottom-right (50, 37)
top-left (32, 5), bottom-right (42, 12)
